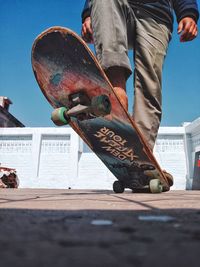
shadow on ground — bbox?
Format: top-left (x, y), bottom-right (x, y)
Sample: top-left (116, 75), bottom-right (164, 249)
top-left (0, 206), bottom-right (200, 267)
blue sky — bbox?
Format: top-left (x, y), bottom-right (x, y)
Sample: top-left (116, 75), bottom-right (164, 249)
top-left (0, 0), bottom-right (199, 127)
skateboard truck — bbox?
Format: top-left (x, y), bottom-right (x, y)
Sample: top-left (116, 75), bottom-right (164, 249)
top-left (51, 93), bottom-right (111, 126)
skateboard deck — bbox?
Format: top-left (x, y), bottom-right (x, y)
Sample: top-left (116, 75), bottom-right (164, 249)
top-left (32, 26), bottom-right (170, 193)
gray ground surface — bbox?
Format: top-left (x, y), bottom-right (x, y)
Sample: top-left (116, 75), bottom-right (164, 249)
top-left (0, 189), bottom-right (200, 267)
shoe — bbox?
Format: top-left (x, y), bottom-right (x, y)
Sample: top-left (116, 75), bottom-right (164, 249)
top-left (162, 170), bottom-right (173, 187)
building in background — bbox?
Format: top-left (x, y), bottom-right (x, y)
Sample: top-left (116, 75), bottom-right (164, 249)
top-left (184, 118), bottom-right (200, 189)
top-left (0, 96), bottom-right (24, 127)
top-left (0, 118), bottom-right (199, 190)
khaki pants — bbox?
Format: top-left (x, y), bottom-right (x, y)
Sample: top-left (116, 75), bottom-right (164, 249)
top-left (90, 0), bottom-right (172, 150)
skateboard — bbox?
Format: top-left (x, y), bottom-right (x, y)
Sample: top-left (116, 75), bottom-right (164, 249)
top-left (32, 26), bottom-right (171, 193)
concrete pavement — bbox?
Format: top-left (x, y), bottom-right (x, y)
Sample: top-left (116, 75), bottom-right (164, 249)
top-left (0, 189), bottom-right (200, 267)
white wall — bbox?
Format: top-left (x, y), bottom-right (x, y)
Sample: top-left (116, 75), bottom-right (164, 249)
top-left (0, 119), bottom-right (199, 190)
top-left (0, 128), bottom-right (79, 189)
top-left (75, 152), bottom-right (115, 189)
top-left (154, 127), bottom-right (186, 190)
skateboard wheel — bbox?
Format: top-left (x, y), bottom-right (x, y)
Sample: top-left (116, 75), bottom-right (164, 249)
top-left (91, 95), bottom-right (111, 116)
top-left (149, 179), bottom-right (163, 193)
top-left (51, 107), bottom-right (70, 126)
top-left (113, 181), bottom-right (125, 193)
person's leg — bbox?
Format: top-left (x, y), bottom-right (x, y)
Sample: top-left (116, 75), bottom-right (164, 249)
top-left (132, 10), bottom-right (172, 150)
top-left (105, 67), bottom-right (128, 110)
top-left (90, 0), bottom-right (135, 111)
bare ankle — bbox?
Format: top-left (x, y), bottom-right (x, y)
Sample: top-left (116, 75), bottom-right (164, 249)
top-left (113, 87), bottom-right (128, 111)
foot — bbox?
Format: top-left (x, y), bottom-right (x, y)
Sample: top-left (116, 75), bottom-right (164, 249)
top-left (113, 87), bottom-right (128, 112)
